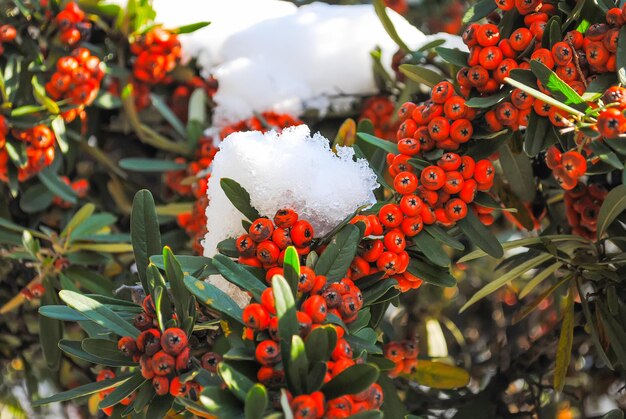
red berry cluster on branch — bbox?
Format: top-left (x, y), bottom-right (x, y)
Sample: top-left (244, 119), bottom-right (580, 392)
top-left (564, 183), bottom-right (607, 240)
top-left (359, 96), bottom-right (400, 141)
top-left (54, 1), bottom-right (91, 46)
top-left (130, 28), bottom-right (181, 85)
top-left (236, 209), bottom-right (314, 270)
top-left (384, 340), bottom-right (418, 378)
top-left (46, 48), bottom-right (104, 122)
top-left (545, 146), bottom-right (587, 190)
top-left (242, 270), bottom-right (381, 418)
top-left (0, 124), bottom-right (56, 182)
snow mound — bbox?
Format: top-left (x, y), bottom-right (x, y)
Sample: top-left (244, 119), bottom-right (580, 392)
top-left (202, 125), bottom-right (379, 257)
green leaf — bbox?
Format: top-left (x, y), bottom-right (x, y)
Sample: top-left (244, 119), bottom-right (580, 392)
top-left (355, 132), bottom-right (398, 155)
top-left (40, 284), bottom-right (63, 371)
top-left (51, 116), bottom-right (69, 153)
top-left (321, 364), bottom-right (380, 399)
top-left (457, 211), bottom-right (503, 259)
top-left (424, 225), bottom-right (464, 251)
top-left (373, 0), bottom-right (410, 52)
top-left (314, 224), bottom-right (361, 282)
top-left (218, 362), bottom-right (254, 402)
top-left (618, 27), bottom-right (626, 85)
top-left (33, 373), bottom-right (133, 405)
top-left (305, 326), bottom-right (336, 363)
top-left (498, 143), bottom-right (536, 202)
top-left (597, 185), bottom-right (626, 240)
top-left (31, 75), bottom-right (59, 114)
top-left (150, 254), bottom-right (217, 276)
top-left (245, 384), bottom-right (268, 419)
top-left (505, 73), bottom-right (584, 117)
top-left (589, 141), bottom-right (623, 170)
top-left (172, 21), bottom-right (211, 34)
top-left (554, 291), bottom-right (574, 391)
top-left (82, 338), bottom-right (134, 364)
top-left (58, 339), bottom-right (136, 367)
top-left (597, 298), bottom-right (626, 369)
top-left (70, 213), bottom-right (117, 239)
top-left (162, 246), bottom-right (192, 327)
top-left (513, 275), bottom-right (571, 324)
top-left (434, 47), bottom-right (469, 67)
top-left (119, 158), bottom-right (187, 172)
top-left (149, 93), bottom-right (187, 139)
top-left (100, 373), bottom-right (146, 408)
top-left (398, 64), bottom-right (445, 88)
top-left (19, 183), bottom-right (53, 213)
top-left (132, 381), bottom-right (155, 413)
top-left (145, 394), bottom-right (174, 419)
top-left (38, 166), bottom-right (77, 204)
top-left (199, 386), bottom-right (243, 417)
top-left (131, 190), bottom-right (162, 292)
top-left (220, 178), bottom-right (261, 222)
top-left (63, 203), bottom-right (96, 237)
top-left (402, 360), bottom-right (470, 389)
top-left (523, 111), bottom-right (555, 156)
top-left (460, 253), bottom-right (553, 312)
top-left (282, 246), bottom-right (301, 297)
top-left (519, 261), bottom-right (563, 299)
top-left (411, 233), bottom-right (450, 267)
top-left (602, 410), bottom-right (625, 419)
top-left (465, 88), bottom-right (511, 109)
top-left (406, 259), bottom-right (456, 288)
top-left (59, 290), bottom-right (140, 338)
top-left (184, 276), bottom-right (244, 323)
top-left (64, 266), bottom-right (114, 295)
top-left (287, 335), bottom-right (309, 394)
top-left (212, 254), bottom-right (267, 302)
top-left (463, 0), bottom-right (496, 23)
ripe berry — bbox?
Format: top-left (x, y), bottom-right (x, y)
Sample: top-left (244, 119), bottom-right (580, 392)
top-left (249, 218), bottom-right (274, 242)
top-left (274, 208), bottom-right (298, 228)
top-left (201, 352), bottom-right (222, 373)
top-left (242, 303), bottom-right (271, 330)
top-left (160, 328), bottom-right (188, 356)
top-left (302, 295), bottom-right (327, 323)
top-left (256, 339), bottom-right (281, 365)
top-left (151, 351), bottom-right (175, 376)
top-left (152, 376), bottom-right (169, 396)
top-left (393, 171), bottom-right (418, 195)
top-left (291, 220), bottom-right (314, 247)
top-left (420, 166), bottom-right (446, 191)
top-left (379, 203), bottom-right (403, 228)
top-left (118, 337), bottom-right (137, 357)
top-left (236, 234), bottom-right (257, 257)
top-left (137, 329), bottom-right (161, 356)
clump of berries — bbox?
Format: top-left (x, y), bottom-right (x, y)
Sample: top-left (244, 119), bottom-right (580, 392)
top-left (20, 283), bottom-right (45, 301)
top-left (54, 1), bottom-right (91, 46)
top-left (242, 265), bottom-right (382, 417)
top-left (545, 146), bottom-right (587, 191)
top-left (564, 183), bottom-right (607, 241)
top-left (359, 95), bottom-right (400, 141)
top-left (46, 48), bottom-right (104, 122)
top-left (0, 122), bottom-right (57, 182)
top-left (130, 28), bottom-right (181, 85)
top-left (236, 209), bottom-right (314, 270)
top-left (384, 340), bottom-right (419, 378)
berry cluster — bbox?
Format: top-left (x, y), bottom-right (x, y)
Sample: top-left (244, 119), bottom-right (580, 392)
top-left (564, 183), bottom-right (607, 241)
top-left (383, 340), bottom-right (418, 378)
top-left (130, 28), bottom-right (181, 85)
top-left (118, 325), bottom-right (202, 399)
top-left (236, 209), bottom-right (314, 270)
top-left (359, 96), bottom-right (399, 141)
top-left (396, 81), bottom-right (476, 151)
top-left (0, 125), bottom-right (56, 182)
top-left (169, 75), bottom-right (218, 122)
top-left (545, 147), bottom-right (587, 190)
top-left (0, 24), bottom-right (16, 56)
top-left (52, 177), bottom-right (89, 208)
top-left (242, 270), bottom-right (381, 417)
top-left (54, 1), bottom-right (91, 46)
top-left (46, 48), bottom-right (104, 122)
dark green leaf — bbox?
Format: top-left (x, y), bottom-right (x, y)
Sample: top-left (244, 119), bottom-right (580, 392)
top-left (64, 266), bottom-right (114, 295)
top-left (145, 394), bottom-right (174, 419)
top-left (119, 158), bottom-right (187, 172)
top-left (172, 21), bottom-right (211, 34)
top-left (411, 233), bottom-right (450, 267)
top-left (245, 384), bottom-right (268, 419)
top-left (434, 47), bottom-right (469, 67)
top-left (597, 185), bottom-right (626, 240)
top-left (184, 276), bottom-right (244, 323)
top-left (59, 339), bottom-right (136, 367)
top-left (40, 284), bottom-right (63, 371)
top-left (220, 178), bottom-right (260, 222)
top-left (463, 0), bottom-right (496, 23)
top-left (163, 246), bottom-right (192, 327)
top-left (618, 27), bottom-right (626, 85)
top-left (406, 259), bottom-right (456, 288)
top-left (131, 190), bottom-right (162, 292)
top-left (212, 254), bottom-right (267, 302)
top-left (33, 374), bottom-right (133, 405)
top-left (355, 132), bottom-right (398, 154)
top-left (499, 143), bottom-right (536, 202)
top-left (218, 362), bottom-right (254, 402)
top-left (314, 224), bottom-right (361, 282)
top-left (19, 183), bottom-right (54, 213)
top-left (589, 141), bottom-right (624, 170)
top-left (38, 166), bottom-right (77, 204)
top-left (465, 89), bottom-right (511, 108)
top-left (424, 225), bottom-right (464, 251)
top-left (457, 211), bottom-right (503, 258)
top-left (100, 373), bottom-right (146, 408)
top-left (150, 254), bottom-right (217, 276)
top-left (398, 64), bottom-right (444, 88)
top-left (321, 364), bottom-right (380, 399)
top-left (373, 0), bottom-right (410, 51)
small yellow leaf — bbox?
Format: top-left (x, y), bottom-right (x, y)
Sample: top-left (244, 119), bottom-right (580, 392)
top-left (402, 359), bottom-right (470, 389)
top-left (70, 243), bottom-right (134, 253)
top-left (333, 118), bottom-right (357, 150)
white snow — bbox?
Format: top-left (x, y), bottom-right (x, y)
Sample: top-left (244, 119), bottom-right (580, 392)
top-left (202, 125), bottom-right (379, 257)
top-left (102, 0), bottom-right (465, 125)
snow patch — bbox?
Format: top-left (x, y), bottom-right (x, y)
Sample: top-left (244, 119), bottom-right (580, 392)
top-left (202, 125), bottom-right (379, 257)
